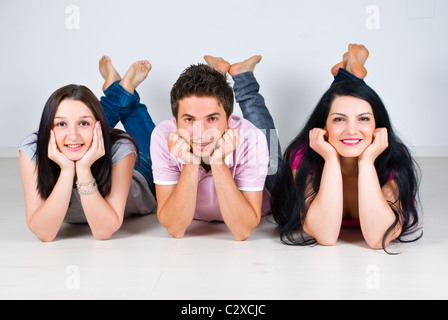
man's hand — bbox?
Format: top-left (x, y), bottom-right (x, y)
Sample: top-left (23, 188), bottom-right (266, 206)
top-left (168, 130), bottom-right (200, 165)
top-left (207, 128), bottom-right (239, 165)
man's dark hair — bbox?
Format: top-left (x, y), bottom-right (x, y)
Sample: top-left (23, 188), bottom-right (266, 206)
top-left (170, 64), bottom-right (234, 119)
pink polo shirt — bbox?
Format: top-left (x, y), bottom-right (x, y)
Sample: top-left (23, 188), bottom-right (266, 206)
top-left (150, 115), bottom-right (271, 222)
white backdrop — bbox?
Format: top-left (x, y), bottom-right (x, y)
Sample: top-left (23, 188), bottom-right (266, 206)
top-left (1, 0), bottom-right (447, 157)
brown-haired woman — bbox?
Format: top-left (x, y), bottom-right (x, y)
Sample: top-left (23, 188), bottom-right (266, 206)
top-left (19, 57), bottom-right (157, 242)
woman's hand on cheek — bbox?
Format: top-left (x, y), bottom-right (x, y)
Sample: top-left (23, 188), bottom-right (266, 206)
top-left (77, 121), bottom-right (106, 171)
top-left (359, 128), bottom-right (388, 163)
top-left (309, 128), bottom-right (339, 161)
top-left (48, 130), bottom-right (75, 171)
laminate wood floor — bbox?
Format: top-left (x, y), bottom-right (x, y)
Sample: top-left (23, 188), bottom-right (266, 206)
top-left (1, 157), bottom-right (447, 300)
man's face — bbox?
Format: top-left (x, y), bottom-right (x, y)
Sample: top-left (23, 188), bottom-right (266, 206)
top-left (176, 96), bottom-right (231, 160)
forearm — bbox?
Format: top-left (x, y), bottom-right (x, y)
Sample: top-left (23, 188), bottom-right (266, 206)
top-left (158, 164), bottom-right (199, 238)
top-left (76, 167), bottom-right (122, 240)
top-left (211, 163), bottom-right (260, 241)
top-left (27, 169), bottom-right (75, 242)
top-left (358, 161), bottom-right (400, 249)
top-left (303, 158), bottom-right (343, 245)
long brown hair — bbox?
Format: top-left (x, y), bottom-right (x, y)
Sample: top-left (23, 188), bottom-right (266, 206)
top-left (35, 84), bottom-right (136, 198)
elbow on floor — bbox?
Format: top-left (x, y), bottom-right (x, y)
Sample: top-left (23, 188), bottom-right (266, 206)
top-left (232, 228), bottom-right (255, 242)
top-left (92, 231), bottom-right (115, 241)
top-left (315, 233), bottom-right (339, 247)
top-left (365, 239), bottom-right (385, 250)
top-left (165, 225), bottom-right (187, 239)
top-left (37, 234), bottom-right (57, 243)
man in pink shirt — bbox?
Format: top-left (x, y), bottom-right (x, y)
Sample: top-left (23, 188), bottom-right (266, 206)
top-left (150, 56), bottom-right (281, 241)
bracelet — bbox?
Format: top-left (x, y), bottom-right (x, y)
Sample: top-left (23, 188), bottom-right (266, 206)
top-left (76, 178), bottom-right (98, 195)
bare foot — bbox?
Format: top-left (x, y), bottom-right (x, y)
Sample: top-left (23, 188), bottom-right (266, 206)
top-left (119, 60), bottom-right (152, 94)
top-left (346, 44), bottom-right (369, 79)
top-left (99, 56), bottom-right (121, 92)
top-left (229, 55), bottom-right (262, 77)
top-left (331, 52), bottom-right (349, 77)
top-left (203, 56), bottom-right (231, 74)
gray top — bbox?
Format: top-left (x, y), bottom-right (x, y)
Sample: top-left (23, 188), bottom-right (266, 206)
top-left (20, 134), bottom-right (157, 223)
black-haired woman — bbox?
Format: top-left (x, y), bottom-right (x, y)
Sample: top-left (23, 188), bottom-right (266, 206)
top-left (271, 44), bottom-right (422, 251)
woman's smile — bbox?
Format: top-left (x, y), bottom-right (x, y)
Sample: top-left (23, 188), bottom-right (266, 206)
top-left (65, 143), bottom-right (85, 152)
top-left (341, 139), bottom-right (362, 146)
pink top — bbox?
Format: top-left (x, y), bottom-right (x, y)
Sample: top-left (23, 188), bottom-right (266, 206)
top-left (290, 147), bottom-right (305, 171)
top-left (150, 116), bottom-right (271, 222)
top-left (290, 147), bottom-right (394, 228)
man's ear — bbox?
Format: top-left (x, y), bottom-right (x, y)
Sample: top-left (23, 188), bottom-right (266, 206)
top-left (227, 114), bottom-right (233, 129)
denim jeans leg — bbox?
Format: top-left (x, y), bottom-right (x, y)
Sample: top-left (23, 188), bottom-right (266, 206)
top-left (100, 81), bottom-right (156, 194)
top-left (101, 81), bottom-right (138, 128)
top-left (123, 90), bottom-right (156, 195)
top-left (332, 68), bottom-right (366, 85)
top-left (232, 72), bottom-right (283, 193)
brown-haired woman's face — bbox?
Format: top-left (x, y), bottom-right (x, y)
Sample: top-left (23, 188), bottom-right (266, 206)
top-left (326, 96), bottom-right (376, 158)
top-left (52, 99), bottom-right (96, 161)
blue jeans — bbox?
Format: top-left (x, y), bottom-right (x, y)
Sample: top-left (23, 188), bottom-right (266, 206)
top-left (100, 81), bottom-right (156, 195)
top-left (332, 68), bottom-right (366, 84)
top-left (233, 72), bottom-right (283, 193)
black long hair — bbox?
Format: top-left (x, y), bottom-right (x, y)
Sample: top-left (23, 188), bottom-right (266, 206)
top-left (271, 81), bottom-right (422, 250)
top-left (35, 84), bottom-right (138, 199)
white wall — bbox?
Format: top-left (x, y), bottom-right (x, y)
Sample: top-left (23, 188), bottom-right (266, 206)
top-left (1, 0), bottom-right (447, 157)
